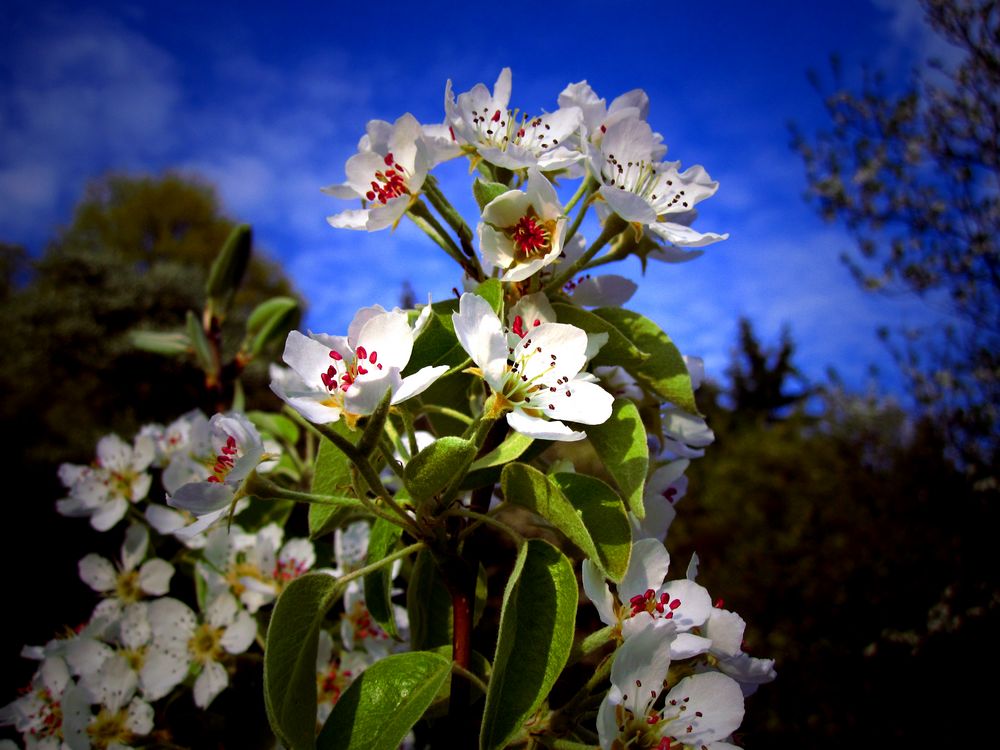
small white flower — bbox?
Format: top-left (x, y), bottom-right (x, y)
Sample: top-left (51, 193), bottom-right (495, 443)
top-left (583, 538), bottom-right (713, 658)
top-left (631, 460), bottom-right (690, 541)
top-left (595, 623), bottom-right (745, 750)
top-left (166, 412), bottom-right (265, 517)
top-left (78, 524), bottom-right (174, 624)
top-left (592, 116), bottom-right (728, 249)
top-left (322, 113), bottom-right (431, 231)
top-left (273, 305), bottom-right (447, 426)
top-left (445, 68), bottom-right (583, 172)
top-left (340, 580), bottom-right (409, 660)
top-left (478, 170), bottom-right (566, 282)
top-left (452, 292), bottom-right (614, 441)
top-left (0, 656), bottom-right (72, 748)
top-left (315, 630), bottom-right (370, 725)
top-left (56, 434), bottom-right (154, 532)
top-left (703, 607), bottom-right (777, 696)
top-left (558, 80), bottom-right (663, 156)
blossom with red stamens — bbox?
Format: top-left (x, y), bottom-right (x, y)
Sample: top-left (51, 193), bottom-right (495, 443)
top-left (273, 304), bottom-right (446, 426)
top-left (322, 113), bottom-right (432, 232)
top-left (478, 170), bottom-right (567, 281)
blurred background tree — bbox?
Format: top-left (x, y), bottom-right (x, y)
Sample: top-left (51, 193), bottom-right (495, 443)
top-left (671, 319), bottom-right (996, 748)
top-left (792, 0), bottom-right (999, 480)
top-left (0, 172), bottom-right (303, 683)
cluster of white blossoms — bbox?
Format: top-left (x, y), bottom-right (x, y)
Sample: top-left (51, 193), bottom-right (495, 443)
top-left (7, 68), bottom-right (774, 749)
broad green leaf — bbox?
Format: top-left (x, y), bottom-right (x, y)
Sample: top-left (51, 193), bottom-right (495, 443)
top-left (550, 303), bottom-right (647, 367)
top-left (316, 651), bottom-right (451, 750)
top-left (469, 431), bottom-right (534, 471)
top-left (206, 223), bottom-right (251, 307)
top-left (404, 306), bottom-right (465, 373)
top-left (474, 278), bottom-right (504, 315)
top-left (592, 307), bottom-right (697, 413)
top-left (480, 539), bottom-right (577, 750)
top-left (549, 473), bottom-right (631, 582)
top-left (265, 572), bottom-right (342, 750)
top-left (587, 398), bottom-right (649, 519)
top-left (309, 423), bottom-right (358, 538)
top-left (406, 550), bottom-right (454, 651)
top-left (246, 296), bottom-right (300, 356)
top-left (501, 464), bottom-right (630, 582)
top-left (405, 436), bottom-right (476, 505)
top-left (185, 310), bottom-right (216, 376)
top-left (473, 178), bottom-right (509, 211)
top-left (247, 411), bottom-right (300, 445)
top-left (363, 518), bottom-right (404, 639)
top-left (424, 645), bottom-right (492, 718)
top-left (128, 329), bottom-right (189, 356)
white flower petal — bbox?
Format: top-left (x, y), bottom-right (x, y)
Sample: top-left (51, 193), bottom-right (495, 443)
top-left (452, 293), bottom-right (507, 390)
top-left (391, 365), bottom-right (448, 405)
top-left (706, 609), bottom-right (746, 658)
top-left (206, 593), bottom-right (239, 629)
top-left (570, 275), bottom-right (638, 307)
top-left (619, 538), bottom-right (671, 600)
top-left (505, 410), bottom-right (585, 441)
top-left (661, 672), bottom-right (744, 746)
top-left (610, 619), bottom-right (675, 718)
top-left (125, 697), bottom-right (154, 735)
top-left (138, 559), bottom-right (174, 596)
top-left (658, 579), bottom-right (713, 630)
top-left (168, 482), bottom-right (233, 516)
top-left (78, 555), bottom-right (116, 592)
top-left (90, 497), bottom-right (129, 532)
top-left (193, 660), bottom-right (228, 709)
top-left (220, 610), bottom-right (257, 654)
top-left (581, 560), bottom-right (616, 626)
top-left (600, 185), bottom-right (657, 224)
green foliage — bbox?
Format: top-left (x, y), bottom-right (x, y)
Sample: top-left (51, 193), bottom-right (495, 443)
top-left (406, 550), bottom-right (455, 651)
top-left (246, 296), bottom-right (301, 356)
top-left (480, 539), bottom-right (578, 750)
top-left (405, 436), bottom-right (477, 506)
top-left (265, 573), bottom-right (343, 750)
top-left (586, 398), bottom-right (649, 519)
top-left (364, 518), bottom-right (405, 638)
top-left (206, 224), bottom-right (252, 316)
top-left (473, 179), bottom-right (510, 211)
top-left (592, 307), bottom-right (697, 414)
top-left (308, 423), bottom-right (360, 538)
top-left (316, 651), bottom-right (451, 750)
top-left (500, 463), bottom-right (631, 582)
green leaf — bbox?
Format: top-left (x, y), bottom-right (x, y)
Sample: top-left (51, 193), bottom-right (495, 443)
top-left (128, 329), bottom-right (190, 356)
top-left (247, 411), bottom-right (300, 445)
top-left (363, 518), bottom-right (404, 639)
top-left (406, 550), bottom-right (454, 650)
top-left (548, 473), bottom-right (631, 582)
top-left (587, 398), bottom-right (649, 519)
top-left (473, 178), bottom-right (510, 211)
top-left (550, 303), bottom-right (647, 367)
top-left (474, 278), bottom-right (504, 315)
top-left (316, 651), bottom-right (451, 750)
top-left (403, 300), bottom-right (465, 373)
top-left (185, 310), bottom-right (216, 376)
top-left (246, 296), bottom-right (300, 356)
top-left (265, 572), bottom-right (342, 750)
top-left (404, 436), bottom-right (476, 505)
top-left (500, 464), bottom-right (631, 582)
top-left (480, 539), bottom-right (578, 750)
top-left (592, 307), bottom-right (697, 413)
top-left (309, 423), bottom-right (358, 539)
top-left (470, 431), bottom-right (534, 471)
top-left (206, 223), bottom-right (252, 307)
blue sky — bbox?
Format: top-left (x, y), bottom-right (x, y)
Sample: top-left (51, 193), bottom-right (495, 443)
top-left (0, 0), bottom-right (961, 395)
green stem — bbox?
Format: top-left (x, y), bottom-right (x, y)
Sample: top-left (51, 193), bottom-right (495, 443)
top-left (564, 176), bottom-right (595, 214)
top-left (450, 508), bottom-right (525, 547)
top-left (544, 215), bottom-right (627, 294)
top-left (338, 541), bottom-right (426, 588)
top-left (379, 437), bottom-right (406, 480)
top-left (420, 404), bottom-right (475, 426)
top-left (408, 200), bottom-right (476, 277)
top-left (562, 194), bottom-right (593, 246)
top-left (423, 176), bottom-right (485, 279)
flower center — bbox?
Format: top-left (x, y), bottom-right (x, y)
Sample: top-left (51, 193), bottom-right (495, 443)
top-left (318, 659), bottom-right (354, 706)
top-left (365, 153), bottom-right (409, 204)
top-left (345, 599), bottom-right (389, 643)
top-left (273, 556), bottom-right (309, 585)
top-left (188, 623), bottom-right (224, 664)
top-left (207, 435), bottom-right (239, 484)
top-left (627, 588), bottom-right (682, 619)
top-left (510, 214), bottom-right (550, 257)
top-left (24, 686), bottom-right (62, 738)
top-left (86, 707), bottom-right (132, 750)
top-left (115, 570), bottom-right (142, 603)
top-left (468, 107), bottom-right (560, 153)
top-left (601, 154), bottom-right (687, 212)
top-left (320, 346), bottom-right (385, 394)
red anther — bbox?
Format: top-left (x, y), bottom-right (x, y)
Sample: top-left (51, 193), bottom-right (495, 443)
top-left (629, 594), bottom-right (646, 606)
top-left (600, 124), bottom-right (608, 134)
top-left (366, 191), bottom-right (376, 201)
top-left (357, 346), bottom-right (368, 360)
top-left (665, 612), bottom-right (674, 619)
top-left (449, 126), bottom-right (456, 141)
top-left (369, 351), bottom-right (378, 365)
top-left (330, 350), bottom-right (343, 360)
top-left (660, 592), bottom-right (670, 603)
top-left (655, 602), bottom-right (665, 613)
top-left (512, 315), bottom-right (527, 339)
top-left (357, 366), bottom-right (368, 375)
top-left (647, 715), bottom-right (659, 725)
top-left (510, 215), bottom-right (548, 256)
top-left (664, 487), bottom-right (678, 503)
top-left (491, 109), bottom-right (501, 122)
top-left (645, 588), bottom-right (655, 599)
top-left (533, 319), bottom-right (541, 327)
top-left (384, 153), bottom-right (395, 166)
top-left (207, 476), bottom-right (221, 483)
top-left (657, 737), bottom-right (672, 750)
top-left (669, 599), bottom-right (681, 611)
top-left (517, 127), bottom-right (525, 138)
